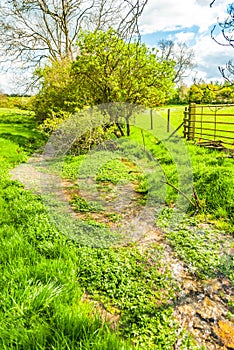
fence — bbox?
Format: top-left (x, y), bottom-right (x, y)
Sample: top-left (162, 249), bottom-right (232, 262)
top-left (183, 103), bottom-right (234, 149)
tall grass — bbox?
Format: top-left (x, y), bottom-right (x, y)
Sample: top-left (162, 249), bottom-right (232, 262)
top-left (0, 108), bottom-right (134, 350)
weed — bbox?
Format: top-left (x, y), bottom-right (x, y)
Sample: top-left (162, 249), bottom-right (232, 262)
top-left (106, 212), bottom-right (122, 222)
top-left (70, 195), bottom-right (103, 213)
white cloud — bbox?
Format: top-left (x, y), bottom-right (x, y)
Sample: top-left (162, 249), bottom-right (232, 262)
top-left (140, 0), bottom-right (233, 85)
top-left (139, 0), bottom-right (230, 34)
top-left (180, 31), bottom-right (233, 85)
top-left (192, 32), bottom-right (234, 80)
top-left (174, 31), bottom-right (196, 43)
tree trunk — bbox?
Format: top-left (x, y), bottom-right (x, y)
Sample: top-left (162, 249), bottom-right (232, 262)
top-left (116, 123), bottom-right (125, 137)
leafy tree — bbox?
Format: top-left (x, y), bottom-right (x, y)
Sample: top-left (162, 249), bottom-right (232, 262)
top-left (215, 85), bottom-right (234, 103)
top-left (188, 85), bottom-right (204, 104)
top-left (169, 84), bottom-right (189, 104)
top-left (0, 0), bottom-right (148, 93)
top-left (33, 29), bottom-right (176, 137)
top-left (187, 81), bottom-right (234, 104)
top-left (31, 58), bottom-right (76, 124)
top-left (71, 29), bottom-right (176, 135)
top-left (188, 83), bottom-right (217, 104)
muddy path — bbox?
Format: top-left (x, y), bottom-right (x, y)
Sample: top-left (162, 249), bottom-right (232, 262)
top-left (10, 154), bottom-right (234, 349)
top-left (64, 178), bottom-right (234, 349)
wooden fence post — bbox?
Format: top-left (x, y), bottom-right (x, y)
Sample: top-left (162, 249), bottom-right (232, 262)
top-left (167, 109), bottom-right (170, 132)
top-left (183, 106), bottom-right (188, 139)
top-left (150, 109), bottom-right (153, 130)
top-left (188, 103), bottom-right (196, 140)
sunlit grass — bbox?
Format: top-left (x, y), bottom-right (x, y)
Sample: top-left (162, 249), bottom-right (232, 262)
top-left (1, 107), bottom-right (233, 349)
top-left (0, 108), bottom-right (135, 350)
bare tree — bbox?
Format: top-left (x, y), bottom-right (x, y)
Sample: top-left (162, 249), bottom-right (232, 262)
top-left (0, 0), bottom-right (148, 67)
top-left (158, 40), bottom-right (195, 84)
top-left (210, 0), bottom-right (216, 7)
top-left (210, 1), bottom-right (234, 82)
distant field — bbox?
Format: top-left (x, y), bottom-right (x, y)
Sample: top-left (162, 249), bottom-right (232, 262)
top-left (133, 105), bottom-right (185, 138)
top-left (0, 108), bottom-right (46, 157)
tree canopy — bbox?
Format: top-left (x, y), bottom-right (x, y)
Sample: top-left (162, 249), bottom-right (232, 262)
top-left (72, 30), bottom-right (175, 106)
top-left (33, 29), bottom-right (176, 135)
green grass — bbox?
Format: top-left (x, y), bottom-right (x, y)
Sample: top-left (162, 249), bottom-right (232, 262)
top-left (1, 107), bottom-right (233, 349)
top-left (0, 108), bottom-right (47, 157)
top-left (158, 105), bottom-right (185, 135)
top-left (70, 195), bottom-right (104, 213)
top-left (123, 123), bottom-right (234, 230)
top-left (0, 109), bottom-right (135, 350)
top-left (157, 210), bottom-right (234, 282)
top-left (159, 104), bottom-right (234, 147)
top-left (0, 108), bottom-right (200, 349)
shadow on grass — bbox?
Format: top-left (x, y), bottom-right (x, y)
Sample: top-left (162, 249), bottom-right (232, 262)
top-left (0, 132), bottom-right (47, 153)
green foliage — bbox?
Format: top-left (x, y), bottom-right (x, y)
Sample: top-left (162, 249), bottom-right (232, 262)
top-left (106, 212), bottom-right (122, 222)
top-left (76, 245), bottom-right (179, 348)
top-left (167, 227), bottom-right (221, 279)
top-left (0, 209), bottom-right (134, 350)
top-left (0, 109), bottom-right (135, 350)
top-left (31, 58), bottom-right (77, 124)
top-left (96, 158), bottom-right (137, 184)
top-left (169, 84), bottom-right (189, 104)
top-left (193, 165), bottom-right (234, 222)
top-left (70, 195), bottom-right (103, 212)
top-left (188, 83), bottom-right (234, 104)
top-left (0, 95), bottom-right (30, 109)
top-left (158, 211), bottom-right (234, 283)
top-left (72, 29), bottom-right (175, 108)
top-left (1, 108), bottom-right (202, 349)
top-left (33, 29), bottom-right (176, 138)
top-left (125, 125), bottom-right (234, 229)
top-left (169, 82), bottom-right (234, 105)
top-left (69, 125), bottom-right (117, 155)
top-left (1, 108), bottom-right (233, 349)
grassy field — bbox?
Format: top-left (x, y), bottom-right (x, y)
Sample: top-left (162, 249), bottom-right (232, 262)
top-left (158, 105), bottom-right (234, 147)
top-left (1, 107), bottom-right (234, 349)
top-left (133, 105), bottom-right (185, 137)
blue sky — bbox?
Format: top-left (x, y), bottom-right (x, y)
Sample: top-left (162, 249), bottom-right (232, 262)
top-left (141, 25), bottom-right (199, 47)
top-left (0, 0), bottom-right (233, 93)
top-left (139, 0), bottom-right (233, 85)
